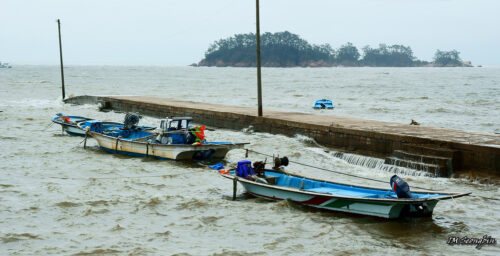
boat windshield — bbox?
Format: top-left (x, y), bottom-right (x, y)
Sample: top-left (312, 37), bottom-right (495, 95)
top-left (168, 119), bottom-right (190, 130)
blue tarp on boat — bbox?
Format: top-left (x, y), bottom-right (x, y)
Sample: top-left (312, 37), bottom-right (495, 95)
top-left (209, 162), bottom-right (225, 170)
top-left (236, 160), bottom-right (255, 178)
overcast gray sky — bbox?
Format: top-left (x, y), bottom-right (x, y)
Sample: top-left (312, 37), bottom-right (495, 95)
top-left (1, 0), bottom-right (499, 65)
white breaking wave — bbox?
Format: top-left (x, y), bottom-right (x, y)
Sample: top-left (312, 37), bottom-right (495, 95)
top-left (295, 135), bottom-right (432, 177)
top-left (0, 98), bottom-right (64, 108)
top-left (330, 151), bottom-right (433, 177)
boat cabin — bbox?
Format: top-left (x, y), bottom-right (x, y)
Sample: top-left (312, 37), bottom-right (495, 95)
top-left (160, 117), bottom-right (193, 132)
top-left (158, 117), bottom-right (197, 144)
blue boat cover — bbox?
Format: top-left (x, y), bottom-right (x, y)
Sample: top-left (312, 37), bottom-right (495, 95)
top-left (170, 133), bottom-right (186, 144)
top-left (209, 162), bottom-right (225, 170)
top-left (236, 160), bottom-right (255, 178)
top-left (313, 99), bottom-right (334, 109)
top-left (88, 121), bottom-right (104, 133)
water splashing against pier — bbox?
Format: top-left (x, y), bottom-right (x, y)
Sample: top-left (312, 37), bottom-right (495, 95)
top-left (329, 151), bottom-right (433, 177)
top-left (293, 134), bottom-right (432, 177)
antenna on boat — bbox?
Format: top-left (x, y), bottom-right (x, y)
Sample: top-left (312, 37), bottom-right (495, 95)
top-left (57, 19), bottom-right (66, 100)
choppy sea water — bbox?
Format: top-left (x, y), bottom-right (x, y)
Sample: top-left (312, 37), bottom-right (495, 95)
top-left (0, 66), bottom-right (499, 255)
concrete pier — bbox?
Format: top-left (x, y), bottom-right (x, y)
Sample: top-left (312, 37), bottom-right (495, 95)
top-left (65, 95), bottom-right (500, 177)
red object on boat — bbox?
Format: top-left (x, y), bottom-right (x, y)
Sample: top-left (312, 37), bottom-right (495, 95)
top-left (219, 169), bottom-right (229, 174)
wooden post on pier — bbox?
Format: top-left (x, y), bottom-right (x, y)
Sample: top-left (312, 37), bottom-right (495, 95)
top-left (57, 19), bottom-right (66, 100)
top-left (256, 0), bottom-right (263, 117)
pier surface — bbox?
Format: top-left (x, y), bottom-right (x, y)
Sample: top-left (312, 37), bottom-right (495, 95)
top-left (66, 95), bottom-right (500, 177)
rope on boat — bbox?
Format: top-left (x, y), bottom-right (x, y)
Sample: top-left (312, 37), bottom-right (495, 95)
top-left (245, 149), bottom-right (500, 201)
top-left (83, 128), bottom-right (89, 149)
top-left (130, 134), bottom-right (156, 142)
top-left (247, 149), bottom-right (394, 185)
top-left (115, 137), bottom-right (120, 153)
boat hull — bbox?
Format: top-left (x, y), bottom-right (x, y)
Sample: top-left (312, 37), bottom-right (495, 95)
top-left (90, 132), bottom-right (246, 160)
top-left (64, 124), bottom-right (86, 136)
top-left (238, 181), bottom-right (437, 219)
top-left (52, 115), bottom-right (93, 136)
top-left (53, 115), bottom-right (155, 137)
top-left (221, 169), bottom-right (468, 219)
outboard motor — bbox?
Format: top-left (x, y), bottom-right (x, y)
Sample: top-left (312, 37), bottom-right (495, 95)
top-left (253, 161), bottom-right (266, 176)
top-left (123, 113), bottom-right (140, 130)
top-left (390, 175), bottom-right (413, 198)
top-left (273, 156), bottom-right (289, 170)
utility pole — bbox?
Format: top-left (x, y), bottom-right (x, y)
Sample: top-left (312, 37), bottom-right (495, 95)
top-left (57, 19), bottom-right (66, 100)
top-left (256, 0), bottom-right (263, 116)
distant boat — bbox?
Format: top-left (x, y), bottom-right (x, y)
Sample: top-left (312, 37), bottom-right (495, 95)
top-left (220, 158), bottom-right (470, 219)
top-left (313, 99), bottom-right (334, 109)
top-left (80, 116), bottom-right (248, 161)
top-left (0, 62), bottom-right (12, 68)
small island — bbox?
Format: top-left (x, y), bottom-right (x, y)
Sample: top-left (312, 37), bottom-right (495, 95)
top-left (196, 31), bottom-right (472, 68)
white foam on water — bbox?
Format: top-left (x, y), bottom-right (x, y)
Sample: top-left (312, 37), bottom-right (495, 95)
top-left (0, 98), bottom-right (64, 108)
top-left (294, 134), bottom-right (432, 178)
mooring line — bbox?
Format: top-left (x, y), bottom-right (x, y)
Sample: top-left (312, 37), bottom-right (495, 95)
top-left (469, 195), bottom-right (500, 201)
top-left (44, 122), bottom-right (54, 131)
top-left (247, 149), bottom-right (393, 186)
top-left (48, 171), bottom-right (200, 180)
top-left (245, 149), bottom-right (499, 201)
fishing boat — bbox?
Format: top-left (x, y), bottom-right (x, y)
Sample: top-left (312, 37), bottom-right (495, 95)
top-left (52, 114), bottom-right (94, 136)
top-left (313, 99), bottom-right (334, 109)
top-left (80, 116), bottom-right (248, 160)
top-left (0, 62), bottom-right (12, 68)
top-left (220, 158), bottom-right (470, 219)
top-left (52, 113), bottom-right (155, 136)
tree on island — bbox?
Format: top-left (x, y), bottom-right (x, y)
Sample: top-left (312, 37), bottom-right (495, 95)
top-left (433, 50), bottom-right (463, 67)
top-left (197, 31), bottom-right (469, 67)
top-left (336, 42), bottom-right (360, 65)
top-left (200, 31), bottom-right (335, 67)
top-left (361, 44), bottom-right (415, 67)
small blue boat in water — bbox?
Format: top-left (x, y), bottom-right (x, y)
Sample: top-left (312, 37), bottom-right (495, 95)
top-left (52, 113), bottom-right (155, 137)
top-left (313, 99), bottom-right (334, 109)
top-left (52, 114), bottom-right (94, 136)
top-left (221, 158), bottom-right (469, 219)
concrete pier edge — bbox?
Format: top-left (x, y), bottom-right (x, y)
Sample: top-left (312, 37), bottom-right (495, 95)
top-left (64, 95), bottom-right (500, 178)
